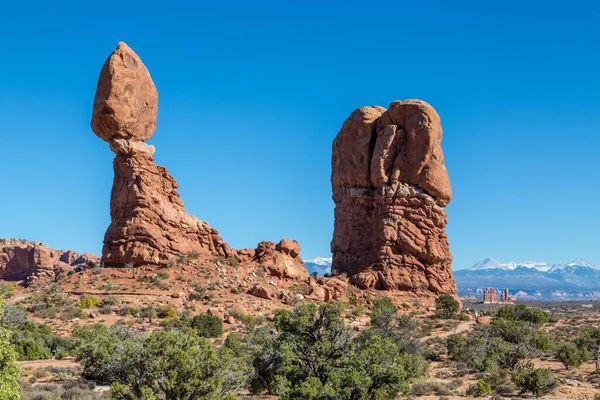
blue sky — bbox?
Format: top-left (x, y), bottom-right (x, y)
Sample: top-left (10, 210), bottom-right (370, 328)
top-left (1, 1), bottom-right (599, 270)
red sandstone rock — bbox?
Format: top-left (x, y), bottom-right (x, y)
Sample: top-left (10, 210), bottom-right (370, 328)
top-left (0, 239), bottom-right (100, 282)
top-left (91, 43), bottom-right (232, 266)
top-left (249, 285), bottom-right (272, 300)
top-left (330, 100), bottom-right (457, 298)
top-left (254, 240), bottom-right (309, 280)
top-left (91, 42), bottom-right (158, 143)
top-left (483, 287), bottom-right (499, 304)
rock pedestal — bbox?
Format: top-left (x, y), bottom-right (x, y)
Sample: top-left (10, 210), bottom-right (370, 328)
top-left (91, 43), bottom-right (231, 266)
top-left (331, 100), bottom-right (457, 296)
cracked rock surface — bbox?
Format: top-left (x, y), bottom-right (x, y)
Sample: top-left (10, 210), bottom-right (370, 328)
top-left (331, 100), bottom-right (457, 296)
top-left (91, 42), bottom-right (231, 266)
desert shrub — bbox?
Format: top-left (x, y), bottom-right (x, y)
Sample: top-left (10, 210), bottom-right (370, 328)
top-left (466, 379), bottom-right (492, 396)
top-left (103, 295), bottom-right (118, 306)
top-left (77, 295), bottom-right (101, 309)
top-left (61, 305), bottom-right (86, 320)
top-left (533, 331), bottom-right (554, 350)
top-left (80, 329), bottom-right (248, 399)
top-left (0, 299), bottom-right (20, 400)
top-left (410, 381), bottom-right (452, 396)
top-left (494, 383), bottom-right (515, 396)
top-left (250, 302), bottom-right (426, 399)
top-left (594, 393), bottom-right (600, 400)
top-left (511, 363), bottom-right (558, 397)
top-left (15, 339), bottom-right (51, 360)
top-left (190, 313), bottom-right (223, 338)
top-left (99, 304), bottom-right (113, 315)
top-left (0, 282), bottom-right (16, 299)
top-left (367, 297), bottom-right (421, 354)
top-left (155, 304), bottom-right (177, 319)
top-left (575, 327), bottom-right (600, 353)
top-left (488, 317), bottom-right (533, 344)
top-left (556, 342), bottom-right (589, 369)
top-left (496, 304), bottom-right (549, 325)
top-left (434, 295), bottom-right (460, 319)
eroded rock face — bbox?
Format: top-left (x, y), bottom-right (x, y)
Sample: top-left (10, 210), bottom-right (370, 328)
top-left (0, 239), bottom-right (99, 282)
top-left (254, 239), bottom-right (309, 280)
top-left (91, 43), bottom-right (231, 266)
top-left (331, 100), bottom-right (457, 296)
top-left (483, 287), bottom-right (499, 304)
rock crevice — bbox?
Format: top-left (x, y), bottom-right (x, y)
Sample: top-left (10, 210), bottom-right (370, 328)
top-left (331, 100), bottom-right (457, 296)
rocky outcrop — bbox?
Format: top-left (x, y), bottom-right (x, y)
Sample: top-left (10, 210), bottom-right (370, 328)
top-left (483, 287), bottom-right (499, 304)
top-left (0, 239), bottom-right (99, 282)
top-left (483, 287), bottom-right (514, 304)
top-left (252, 239), bottom-right (309, 280)
top-left (91, 42), bottom-right (231, 266)
top-left (331, 100), bottom-right (457, 297)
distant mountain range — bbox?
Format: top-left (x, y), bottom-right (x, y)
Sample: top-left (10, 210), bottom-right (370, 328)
top-left (305, 255), bottom-right (600, 300)
top-left (455, 258), bottom-right (600, 300)
top-left (304, 257), bottom-right (332, 276)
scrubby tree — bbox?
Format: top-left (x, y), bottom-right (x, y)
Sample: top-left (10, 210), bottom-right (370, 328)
top-left (435, 295), bottom-right (460, 316)
top-left (248, 302), bottom-right (426, 399)
top-left (190, 313), bottom-right (223, 338)
top-left (78, 327), bottom-right (248, 399)
top-left (0, 299), bottom-right (20, 400)
top-left (511, 363), bottom-right (558, 398)
top-left (367, 298), bottom-right (421, 354)
top-left (556, 342), bottom-right (589, 370)
top-left (496, 305), bottom-right (549, 326)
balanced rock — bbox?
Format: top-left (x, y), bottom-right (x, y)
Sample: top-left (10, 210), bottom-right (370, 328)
top-left (331, 100), bottom-right (457, 297)
top-left (91, 43), bottom-right (231, 266)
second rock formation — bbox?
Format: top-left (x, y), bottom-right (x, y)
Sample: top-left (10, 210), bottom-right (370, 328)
top-left (331, 100), bottom-right (457, 297)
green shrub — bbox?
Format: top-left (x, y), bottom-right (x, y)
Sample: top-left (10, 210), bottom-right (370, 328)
top-left (251, 302), bottom-right (426, 399)
top-left (533, 331), bottom-right (554, 350)
top-left (496, 304), bottom-right (549, 325)
top-left (556, 342), bottom-right (589, 369)
top-left (14, 339), bottom-right (51, 360)
top-left (0, 282), bottom-right (16, 299)
top-left (76, 296), bottom-right (101, 309)
top-left (190, 314), bottom-right (223, 338)
top-left (466, 379), bottom-right (492, 396)
top-left (155, 305), bottom-right (177, 319)
top-left (435, 295), bottom-right (460, 318)
top-left (82, 329), bottom-right (248, 399)
top-left (511, 363), bottom-right (558, 397)
top-left (0, 300), bottom-right (20, 399)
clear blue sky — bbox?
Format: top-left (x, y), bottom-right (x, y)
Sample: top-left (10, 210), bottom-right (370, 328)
top-left (1, 1), bottom-right (599, 270)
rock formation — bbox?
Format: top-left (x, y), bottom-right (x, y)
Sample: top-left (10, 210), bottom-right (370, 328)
top-left (0, 239), bottom-right (99, 282)
top-left (483, 287), bottom-right (514, 304)
top-left (253, 239), bottom-right (308, 280)
top-left (331, 100), bottom-right (457, 297)
top-left (91, 42), bottom-right (232, 266)
top-left (483, 287), bottom-right (499, 304)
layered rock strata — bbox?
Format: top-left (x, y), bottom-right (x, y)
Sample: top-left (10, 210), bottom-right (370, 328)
top-left (91, 42), bottom-right (231, 266)
top-left (0, 239), bottom-right (99, 282)
top-left (331, 100), bottom-right (457, 296)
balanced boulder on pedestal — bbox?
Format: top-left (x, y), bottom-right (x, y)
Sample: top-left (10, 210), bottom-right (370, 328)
top-left (91, 42), bottom-right (231, 266)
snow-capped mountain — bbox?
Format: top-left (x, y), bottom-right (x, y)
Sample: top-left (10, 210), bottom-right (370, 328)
top-left (455, 258), bottom-right (600, 299)
top-left (468, 258), bottom-right (552, 272)
top-left (304, 257), bottom-right (332, 276)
